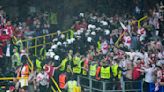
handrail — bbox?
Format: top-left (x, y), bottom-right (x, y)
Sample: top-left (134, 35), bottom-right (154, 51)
top-left (51, 77), bottom-right (61, 92)
top-left (0, 77), bottom-right (28, 80)
top-left (21, 30), bottom-right (69, 42)
top-left (77, 75), bottom-right (142, 92)
top-left (51, 86), bottom-right (56, 92)
top-left (27, 56), bottom-right (34, 72)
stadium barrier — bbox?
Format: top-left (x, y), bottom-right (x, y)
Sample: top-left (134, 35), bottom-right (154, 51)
top-left (77, 75), bottom-right (143, 92)
top-left (21, 30), bottom-right (69, 56)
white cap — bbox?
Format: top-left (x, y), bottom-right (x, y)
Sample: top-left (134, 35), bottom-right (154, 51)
top-left (88, 24), bottom-right (96, 29)
top-left (51, 44), bottom-right (58, 49)
top-left (57, 30), bottom-right (61, 35)
top-left (48, 49), bottom-right (53, 52)
top-left (95, 27), bottom-right (101, 31)
top-left (67, 39), bottom-right (72, 44)
top-left (92, 25), bottom-right (96, 29)
top-left (87, 29), bottom-right (91, 32)
top-left (104, 29), bottom-right (110, 35)
top-left (100, 21), bottom-right (108, 26)
top-left (70, 38), bottom-right (75, 43)
top-left (50, 52), bottom-right (55, 58)
top-left (87, 37), bottom-right (92, 42)
top-left (76, 36), bottom-right (81, 39)
top-left (91, 31), bottom-right (96, 35)
top-left (85, 32), bottom-right (89, 36)
top-left (46, 52), bottom-right (50, 57)
top-left (53, 38), bottom-right (58, 42)
top-left (57, 42), bottom-right (62, 46)
top-left (54, 55), bottom-right (60, 60)
top-left (79, 13), bottom-right (84, 17)
top-left (63, 41), bottom-right (67, 45)
top-left (60, 34), bottom-right (65, 39)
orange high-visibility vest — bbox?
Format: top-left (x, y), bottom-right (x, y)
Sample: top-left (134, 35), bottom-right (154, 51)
top-left (59, 73), bottom-right (66, 89)
top-left (21, 64), bottom-right (29, 77)
top-left (96, 66), bottom-right (101, 80)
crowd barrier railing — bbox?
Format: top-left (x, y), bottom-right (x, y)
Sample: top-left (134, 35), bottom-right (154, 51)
top-left (21, 30), bottom-right (69, 56)
top-left (77, 75), bottom-right (143, 92)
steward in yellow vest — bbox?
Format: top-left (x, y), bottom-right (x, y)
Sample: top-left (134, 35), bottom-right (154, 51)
top-left (89, 61), bottom-right (98, 77)
top-left (100, 62), bottom-right (111, 80)
top-left (73, 55), bottom-right (83, 74)
top-left (111, 61), bottom-right (122, 80)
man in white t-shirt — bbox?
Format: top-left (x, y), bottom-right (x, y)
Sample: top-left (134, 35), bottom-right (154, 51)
top-left (137, 64), bottom-right (156, 92)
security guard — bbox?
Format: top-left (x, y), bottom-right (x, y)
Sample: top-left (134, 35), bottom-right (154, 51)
top-left (59, 57), bottom-right (68, 72)
top-left (100, 62), bottom-right (111, 80)
top-left (72, 54), bottom-right (83, 75)
top-left (64, 76), bottom-right (78, 92)
top-left (89, 61), bottom-right (98, 77)
top-left (36, 57), bottom-right (42, 73)
top-left (111, 60), bottom-right (122, 80)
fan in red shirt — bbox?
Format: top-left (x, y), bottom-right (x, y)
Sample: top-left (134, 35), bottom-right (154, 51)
top-left (4, 21), bottom-right (14, 37)
top-left (72, 21), bottom-right (81, 31)
top-left (132, 60), bottom-right (142, 80)
top-left (0, 30), bottom-right (11, 42)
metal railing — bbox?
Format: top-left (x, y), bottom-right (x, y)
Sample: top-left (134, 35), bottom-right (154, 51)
top-left (21, 30), bottom-right (69, 56)
top-left (77, 75), bottom-right (143, 92)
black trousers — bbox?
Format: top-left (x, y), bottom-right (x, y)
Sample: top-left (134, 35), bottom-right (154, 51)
top-left (5, 56), bottom-right (11, 68)
top-left (39, 85), bottom-right (48, 92)
top-left (143, 81), bottom-right (150, 92)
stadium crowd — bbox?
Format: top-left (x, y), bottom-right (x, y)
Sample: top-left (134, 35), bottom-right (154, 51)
top-left (0, 1), bottom-right (164, 92)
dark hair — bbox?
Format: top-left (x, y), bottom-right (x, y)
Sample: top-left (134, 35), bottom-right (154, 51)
top-left (22, 55), bottom-right (28, 64)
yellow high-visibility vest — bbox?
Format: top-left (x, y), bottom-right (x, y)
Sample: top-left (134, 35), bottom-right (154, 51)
top-left (73, 57), bottom-right (82, 74)
top-left (60, 58), bottom-right (68, 71)
top-left (67, 80), bottom-right (77, 92)
top-left (36, 59), bottom-right (41, 72)
top-left (100, 66), bottom-right (110, 79)
top-left (89, 64), bottom-right (97, 76)
top-left (111, 64), bottom-right (118, 77)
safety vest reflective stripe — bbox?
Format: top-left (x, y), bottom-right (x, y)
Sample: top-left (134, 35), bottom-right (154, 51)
top-left (89, 64), bottom-right (97, 76)
top-left (111, 64), bottom-right (118, 77)
top-left (60, 58), bottom-right (68, 71)
top-left (73, 63), bottom-right (82, 74)
top-left (100, 66), bottom-right (110, 79)
top-left (67, 80), bottom-right (77, 92)
top-left (59, 73), bottom-right (66, 89)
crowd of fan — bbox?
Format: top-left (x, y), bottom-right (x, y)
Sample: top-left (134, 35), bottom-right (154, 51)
top-left (44, 2), bottom-right (164, 92)
top-left (0, 1), bottom-right (164, 92)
